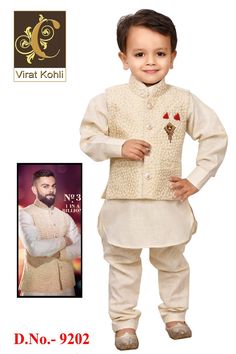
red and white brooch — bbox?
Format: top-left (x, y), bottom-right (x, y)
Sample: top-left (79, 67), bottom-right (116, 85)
top-left (163, 112), bottom-right (181, 142)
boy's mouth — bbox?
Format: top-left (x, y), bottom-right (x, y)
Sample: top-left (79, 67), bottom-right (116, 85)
top-left (143, 69), bottom-right (159, 74)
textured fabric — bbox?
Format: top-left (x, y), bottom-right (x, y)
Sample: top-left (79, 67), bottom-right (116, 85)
top-left (80, 76), bottom-right (227, 331)
top-left (98, 199), bottom-right (197, 248)
top-left (101, 237), bottom-right (189, 331)
top-left (104, 76), bottom-right (189, 199)
top-left (166, 322), bottom-right (192, 339)
top-left (115, 332), bottom-right (139, 350)
top-left (80, 76), bottom-right (227, 247)
top-left (24, 200), bottom-right (70, 240)
top-left (21, 288), bottom-right (75, 297)
top-left (150, 245), bottom-right (189, 323)
top-left (19, 200), bottom-right (81, 293)
top-left (80, 75), bottom-right (227, 191)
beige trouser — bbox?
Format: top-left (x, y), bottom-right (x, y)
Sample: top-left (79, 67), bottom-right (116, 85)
top-left (102, 238), bottom-right (189, 332)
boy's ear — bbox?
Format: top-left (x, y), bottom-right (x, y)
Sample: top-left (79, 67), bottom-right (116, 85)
top-left (170, 50), bottom-right (177, 69)
top-left (118, 52), bottom-right (129, 70)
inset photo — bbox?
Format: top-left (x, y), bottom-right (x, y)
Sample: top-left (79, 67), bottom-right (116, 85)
top-left (17, 163), bottom-right (82, 297)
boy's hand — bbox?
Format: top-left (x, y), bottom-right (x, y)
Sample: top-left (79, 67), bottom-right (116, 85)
top-left (122, 139), bottom-right (151, 161)
top-left (170, 176), bottom-right (199, 201)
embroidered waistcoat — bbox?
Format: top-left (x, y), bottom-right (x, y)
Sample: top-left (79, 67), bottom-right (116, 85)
top-left (19, 201), bottom-right (75, 293)
top-left (102, 76), bottom-right (190, 200)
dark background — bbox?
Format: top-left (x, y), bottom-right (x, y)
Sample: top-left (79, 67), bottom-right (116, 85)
top-left (14, 11), bottom-right (66, 68)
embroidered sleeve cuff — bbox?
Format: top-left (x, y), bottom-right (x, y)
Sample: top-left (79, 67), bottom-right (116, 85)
top-left (186, 167), bottom-right (211, 190)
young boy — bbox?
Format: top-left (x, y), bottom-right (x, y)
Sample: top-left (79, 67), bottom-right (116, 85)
top-left (80, 9), bottom-right (227, 350)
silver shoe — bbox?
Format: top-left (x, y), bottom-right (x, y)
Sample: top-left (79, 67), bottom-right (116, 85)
top-left (115, 332), bottom-right (139, 350)
top-left (166, 322), bottom-right (192, 340)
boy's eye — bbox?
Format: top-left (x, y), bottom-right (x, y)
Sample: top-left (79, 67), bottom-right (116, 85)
top-left (135, 52), bottom-right (144, 57)
top-left (157, 52), bottom-right (166, 57)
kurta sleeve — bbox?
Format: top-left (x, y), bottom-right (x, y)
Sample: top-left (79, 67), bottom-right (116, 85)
top-left (19, 210), bottom-right (66, 257)
top-left (59, 215), bottom-right (81, 261)
top-left (186, 93), bottom-right (228, 189)
top-left (80, 93), bottom-right (126, 161)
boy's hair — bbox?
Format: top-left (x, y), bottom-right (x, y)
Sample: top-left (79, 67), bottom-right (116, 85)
top-left (117, 9), bottom-right (177, 53)
top-left (32, 169), bottom-right (55, 185)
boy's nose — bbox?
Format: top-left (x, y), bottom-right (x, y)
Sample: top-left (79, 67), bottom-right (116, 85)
top-left (146, 54), bottom-right (155, 65)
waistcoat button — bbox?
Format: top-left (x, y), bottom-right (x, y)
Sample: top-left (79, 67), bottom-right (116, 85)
top-left (147, 102), bottom-right (153, 109)
top-left (145, 173), bottom-right (151, 180)
top-left (146, 124), bottom-right (153, 130)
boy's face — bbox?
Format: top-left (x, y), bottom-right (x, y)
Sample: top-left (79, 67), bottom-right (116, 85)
top-left (119, 26), bottom-right (176, 86)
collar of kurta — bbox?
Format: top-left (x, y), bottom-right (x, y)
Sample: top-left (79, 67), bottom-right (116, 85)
top-left (34, 199), bottom-right (54, 210)
top-left (129, 75), bottom-right (167, 98)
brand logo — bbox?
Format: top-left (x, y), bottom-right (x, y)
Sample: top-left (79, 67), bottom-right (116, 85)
top-left (14, 11), bottom-right (66, 82)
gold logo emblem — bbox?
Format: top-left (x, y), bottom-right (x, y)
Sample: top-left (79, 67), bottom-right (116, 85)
top-left (15, 14), bottom-right (60, 64)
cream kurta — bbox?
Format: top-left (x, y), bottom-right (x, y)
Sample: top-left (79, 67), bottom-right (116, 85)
top-left (80, 76), bottom-right (227, 248)
top-left (19, 200), bottom-right (81, 294)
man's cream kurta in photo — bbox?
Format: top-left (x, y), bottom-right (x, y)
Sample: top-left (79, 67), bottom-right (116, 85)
top-left (19, 200), bottom-right (81, 295)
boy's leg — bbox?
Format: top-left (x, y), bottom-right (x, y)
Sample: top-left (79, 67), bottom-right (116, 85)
top-left (102, 237), bottom-right (142, 333)
top-left (149, 243), bottom-right (189, 323)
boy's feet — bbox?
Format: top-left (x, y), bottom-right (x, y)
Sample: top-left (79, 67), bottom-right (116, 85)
top-left (115, 328), bottom-right (139, 350)
top-left (166, 321), bottom-right (192, 340)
